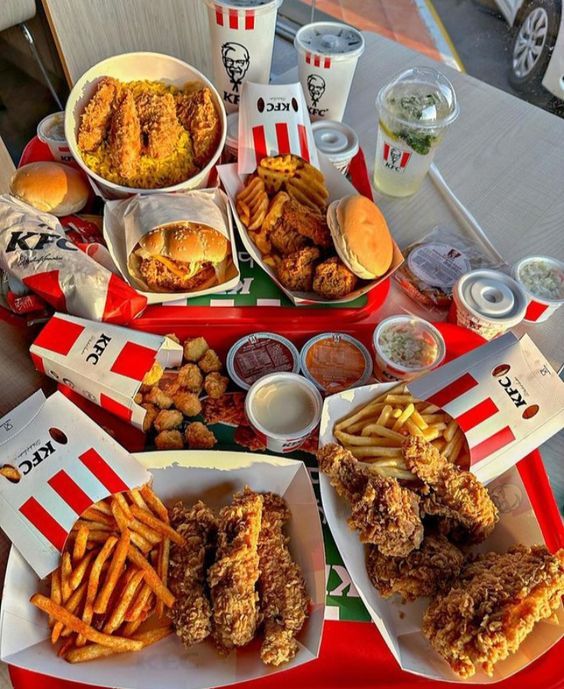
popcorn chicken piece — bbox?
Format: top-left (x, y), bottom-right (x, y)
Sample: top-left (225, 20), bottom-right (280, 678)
top-left (145, 386), bottom-right (174, 409)
top-left (141, 403), bottom-right (158, 433)
top-left (158, 371), bottom-right (181, 397)
top-left (177, 363), bottom-right (204, 393)
top-left (183, 336), bottom-right (209, 362)
top-left (154, 409), bottom-right (184, 432)
top-left (174, 391), bottom-right (202, 417)
top-left (198, 349), bottom-right (222, 374)
top-left (134, 392), bottom-right (143, 405)
top-left (185, 422), bottom-right (217, 449)
top-left (155, 429), bottom-right (184, 450)
top-left (204, 372), bottom-right (229, 399)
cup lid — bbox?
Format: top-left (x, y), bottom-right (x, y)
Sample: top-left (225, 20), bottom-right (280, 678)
top-left (512, 255), bottom-right (564, 304)
top-left (295, 21), bottom-right (365, 60)
top-left (377, 66), bottom-right (459, 129)
top-left (456, 269), bottom-right (527, 322)
top-left (373, 315), bottom-right (446, 373)
top-left (312, 120), bottom-right (359, 161)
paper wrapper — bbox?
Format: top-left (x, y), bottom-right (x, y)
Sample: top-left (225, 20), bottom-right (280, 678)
top-left (238, 81), bottom-right (318, 174)
top-left (218, 154), bottom-right (404, 306)
top-left (30, 313), bottom-right (183, 429)
top-left (1, 451), bottom-right (326, 689)
top-left (319, 385), bottom-right (563, 682)
top-left (104, 189), bottom-right (240, 305)
top-left (0, 390), bottom-right (150, 579)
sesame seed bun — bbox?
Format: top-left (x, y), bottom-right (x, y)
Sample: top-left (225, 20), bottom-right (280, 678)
top-left (138, 223), bottom-right (229, 264)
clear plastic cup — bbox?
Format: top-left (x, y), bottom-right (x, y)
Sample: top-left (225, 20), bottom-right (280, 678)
top-left (374, 67), bottom-right (459, 197)
top-left (37, 112), bottom-right (73, 163)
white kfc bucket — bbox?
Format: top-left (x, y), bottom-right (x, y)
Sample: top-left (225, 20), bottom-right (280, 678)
top-left (65, 52), bottom-right (227, 199)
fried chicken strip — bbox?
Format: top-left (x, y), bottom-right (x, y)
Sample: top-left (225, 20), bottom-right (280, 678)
top-left (423, 545), bottom-right (564, 678)
top-left (176, 87), bottom-right (221, 167)
top-left (208, 487), bottom-right (263, 651)
top-left (169, 501), bottom-right (217, 646)
top-left (317, 444), bottom-right (423, 557)
top-left (78, 76), bottom-right (119, 152)
top-left (403, 436), bottom-right (498, 544)
top-left (135, 91), bottom-right (182, 159)
top-left (366, 533), bottom-right (464, 602)
top-left (257, 493), bottom-right (309, 666)
top-left (108, 91), bottom-right (141, 179)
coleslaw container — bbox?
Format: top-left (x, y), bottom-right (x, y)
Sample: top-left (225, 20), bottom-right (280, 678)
top-left (512, 255), bottom-right (564, 323)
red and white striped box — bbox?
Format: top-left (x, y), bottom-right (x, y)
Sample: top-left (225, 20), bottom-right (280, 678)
top-left (0, 390), bottom-right (150, 578)
top-left (30, 313), bottom-right (183, 430)
top-left (238, 81), bottom-right (319, 174)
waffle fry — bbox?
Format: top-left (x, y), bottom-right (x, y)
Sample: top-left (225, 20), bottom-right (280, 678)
top-left (286, 164), bottom-right (329, 211)
top-left (235, 176), bottom-right (269, 231)
top-left (257, 154), bottom-right (301, 194)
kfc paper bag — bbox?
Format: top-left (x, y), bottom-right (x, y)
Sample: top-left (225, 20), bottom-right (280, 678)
top-left (238, 81), bottom-right (318, 174)
top-left (30, 313), bottom-right (183, 429)
top-left (0, 390), bottom-right (149, 578)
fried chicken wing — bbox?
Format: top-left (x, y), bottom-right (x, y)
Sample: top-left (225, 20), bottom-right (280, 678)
top-left (108, 91), bottom-right (141, 179)
top-left (423, 545), bottom-right (564, 678)
top-left (277, 246), bottom-right (320, 292)
top-left (208, 488), bottom-right (263, 651)
top-left (257, 493), bottom-right (309, 666)
top-left (366, 534), bottom-right (464, 602)
top-left (169, 501), bottom-right (217, 646)
top-left (270, 222), bottom-right (310, 255)
top-left (78, 76), bottom-right (119, 152)
top-left (403, 436), bottom-right (498, 544)
top-left (282, 198), bottom-right (332, 248)
top-left (176, 87), bottom-right (221, 167)
top-left (317, 444), bottom-right (423, 557)
top-left (313, 257), bottom-right (358, 299)
top-left (135, 91), bottom-right (182, 159)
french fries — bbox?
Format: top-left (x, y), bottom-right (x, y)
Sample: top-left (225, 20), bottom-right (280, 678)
top-left (333, 383), bottom-right (470, 477)
top-left (33, 484), bottom-right (178, 662)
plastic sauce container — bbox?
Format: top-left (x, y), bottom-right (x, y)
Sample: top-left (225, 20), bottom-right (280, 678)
top-left (37, 112), bottom-right (73, 162)
top-left (300, 332), bottom-right (372, 394)
top-left (227, 332), bottom-right (300, 390)
top-left (512, 256), bottom-right (564, 323)
top-left (312, 120), bottom-right (359, 174)
top-left (449, 269), bottom-right (527, 340)
top-left (373, 315), bottom-right (446, 382)
top-left (245, 372), bottom-right (323, 453)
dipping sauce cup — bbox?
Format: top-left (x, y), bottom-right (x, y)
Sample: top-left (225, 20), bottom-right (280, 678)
top-left (513, 256), bottom-right (564, 323)
top-left (37, 112), bottom-right (73, 162)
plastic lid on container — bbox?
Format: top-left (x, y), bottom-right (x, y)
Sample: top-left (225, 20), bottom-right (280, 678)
top-left (206, 0), bottom-right (283, 10)
top-left (374, 315), bottom-right (446, 373)
top-left (295, 22), bottom-right (365, 60)
top-left (456, 269), bottom-right (527, 322)
top-left (407, 242), bottom-right (471, 291)
top-left (226, 112), bottom-right (239, 149)
top-left (513, 255), bottom-right (564, 304)
top-left (37, 111), bottom-right (66, 143)
top-left (377, 67), bottom-right (459, 129)
top-left (227, 332), bottom-right (300, 390)
top-left (312, 120), bottom-right (359, 163)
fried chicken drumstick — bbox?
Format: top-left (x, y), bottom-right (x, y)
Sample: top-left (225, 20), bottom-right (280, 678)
top-left (317, 444), bottom-right (423, 557)
top-left (423, 545), bottom-right (564, 678)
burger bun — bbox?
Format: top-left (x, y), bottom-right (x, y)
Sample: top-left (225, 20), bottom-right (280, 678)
top-left (10, 162), bottom-right (89, 216)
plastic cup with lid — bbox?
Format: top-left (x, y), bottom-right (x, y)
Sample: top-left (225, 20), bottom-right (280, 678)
top-left (373, 66), bottom-right (459, 197)
top-left (202, 0), bottom-right (284, 113)
top-left (512, 256), bottom-right (564, 323)
top-left (312, 120), bottom-right (359, 174)
top-left (37, 111), bottom-right (73, 162)
top-left (294, 21), bottom-right (365, 122)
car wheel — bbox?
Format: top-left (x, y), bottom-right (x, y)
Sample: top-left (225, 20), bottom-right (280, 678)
top-left (508, 0), bottom-right (560, 103)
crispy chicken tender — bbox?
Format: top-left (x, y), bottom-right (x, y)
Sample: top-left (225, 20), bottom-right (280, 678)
top-left (135, 91), bottom-right (182, 159)
top-left (145, 386), bottom-right (174, 409)
top-left (202, 393), bottom-right (246, 426)
top-left (366, 534), bottom-right (464, 602)
top-left (177, 363), bottom-right (203, 393)
top-left (184, 336), bottom-right (209, 362)
top-left (313, 257), bottom-right (358, 299)
top-left (204, 372), bottom-right (229, 399)
top-left (270, 222), bottom-right (310, 256)
top-left (169, 500), bottom-right (217, 647)
top-left (423, 545), bottom-right (564, 678)
top-left (77, 76), bottom-right (119, 152)
top-left (108, 91), bottom-right (141, 179)
top-left (174, 391), bottom-right (202, 417)
top-left (208, 488), bottom-right (263, 651)
top-left (317, 444), bottom-right (423, 557)
top-left (281, 198), bottom-right (332, 248)
top-left (186, 422), bottom-right (217, 449)
top-left (257, 493), bottom-right (309, 666)
top-left (154, 409), bottom-right (183, 432)
top-left (155, 429), bottom-right (184, 450)
top-left (198, 349), bottom-right (222, 374)
top-left (403, 436), bottom-right (498, 544)
top-left (176, 87), bottom-right (221, 167)
top-left (277, 246), bottom-right (320, 292)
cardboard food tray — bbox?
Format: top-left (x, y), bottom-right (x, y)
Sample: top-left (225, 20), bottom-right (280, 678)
top-left (0, 451), bottom-right (326, 689)
top-left (217, 153), bottom-right (404, 306)
top-left (318, 383), bottom-right (564, 683)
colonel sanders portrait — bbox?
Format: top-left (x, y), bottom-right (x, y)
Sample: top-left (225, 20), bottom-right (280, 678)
top-left (221, 42), bottom-right (250, 92)
top-left (389, 146), bottom-right (402, 168)
top-left (307, 74), bottom-right (326, 107)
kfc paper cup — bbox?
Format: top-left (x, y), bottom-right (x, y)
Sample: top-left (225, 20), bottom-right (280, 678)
top-left (512, 255), bottom-right (564, 323)
top-left (37, 112), bottom-right (74, 163)
top-left (295, 21), bottom-right (365, 122)
top-left (312, 120), bottom-right (359, 174)
top-left (203, 0), bottom-right (283, 114)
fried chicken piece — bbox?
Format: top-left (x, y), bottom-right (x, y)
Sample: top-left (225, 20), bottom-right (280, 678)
top-left (108, 91), bottom-right (141, 179)
top-left (169, 501), bottom-right (217, 646)
top-left (208, 488), bottom-right (263, 651)
top-left (202, 393), bottom-right (247, 426)
top-left (234, 425), bottom-right (267, 452)
top-left (423, 545), bottom-right (564, 678)
top-left (403, 436), bottom-right (498, 544)
top-left (184, 336), bottom-right (209, 362)
top-left (270, 222), bottom-right (310, 256)
top-left (258, 493), bottom-right (309, 666)
top-left (277, 246), bottom-right (320, 292)
top-left (135, 91), bottom-right (182, 158)
top-left (154, 409), bottom-right (183, 432)
top-left (177, 363), bottom-right (203, 393)
top-left (186, 422), bottom-right (217, 449)
top-left (281, 198), bottom-right (332, 248)
top-left (176, 87), bottom-right (221, 167)
top-left (317, 444), bottom-right (423, 557)
top-left (366, 534), bottom-right (464, 602)
top-left (78, 76), bottom-right (119, 152)
top-left (141, 403), bottom-right (158, 433)
top-left (145, 386), bottom-right (174, 409)
top-left (155, 429), bottom-right (184, 450)
top-left (313, 257), bottom-right (358, 299)
top-left (156, 371), bottom-right (181, 397)
top-left (174, 391), bottom-right (202, 417)
top-left (204, 372), bottom-right (229, 399)
top-left (198, 349), bottom-right (222, 374)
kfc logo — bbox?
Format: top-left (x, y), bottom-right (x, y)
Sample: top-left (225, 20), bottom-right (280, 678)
top-left (383, 142), bottom-right (411, 171)
top-left (307, 74), bottom-right (325, 107)
top-left (221, 42), bottom-right (250, 94)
